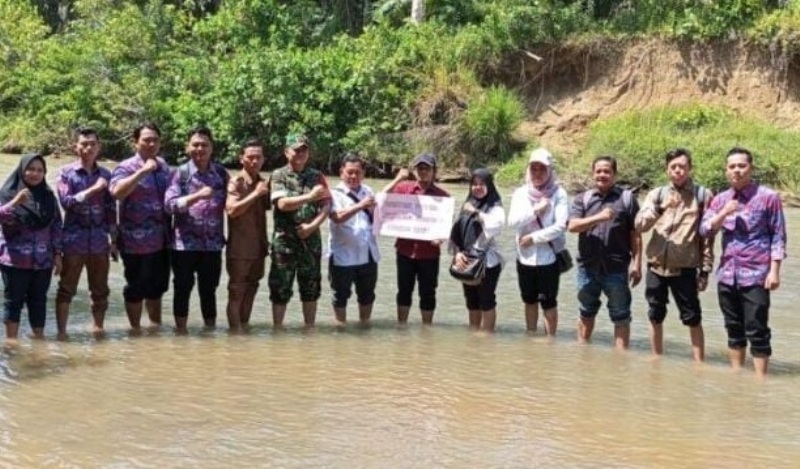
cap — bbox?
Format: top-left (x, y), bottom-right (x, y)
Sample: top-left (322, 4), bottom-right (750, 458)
top-left (285, 133), bottom-right (310, 150)
top-left (412, 152), bottom-right (437, 168)
top-left (528, 148), bottom-right (553, 166)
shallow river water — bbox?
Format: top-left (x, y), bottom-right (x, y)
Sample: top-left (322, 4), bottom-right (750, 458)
top-left (1, 182), bottom-right (799, 467)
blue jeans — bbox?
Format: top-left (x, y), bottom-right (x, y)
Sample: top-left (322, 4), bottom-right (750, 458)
top-left (1, 265), bottom-right (52, 328)
top-left (576, 266), bottom-right (632, 325)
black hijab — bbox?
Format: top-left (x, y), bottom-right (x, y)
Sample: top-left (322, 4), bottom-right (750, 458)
top-left (0, 153), bottom-right (58, 230)
top-left (450, 168), bottom-right (502, 252)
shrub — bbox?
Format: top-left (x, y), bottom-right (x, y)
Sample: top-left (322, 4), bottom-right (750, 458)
top-left (460, 86), bottom-right (525, 167)
top-left (580, 104), bottom-right (800, 192)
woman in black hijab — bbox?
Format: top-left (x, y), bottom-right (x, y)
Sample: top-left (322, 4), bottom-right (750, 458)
top-left (449, 168), bottom-right (505, 332)
top-left (0, 153), bottom-right (62, 341)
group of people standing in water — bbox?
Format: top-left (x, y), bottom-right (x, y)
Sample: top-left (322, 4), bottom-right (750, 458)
top-left (0, 123), bottom-right (787, 377)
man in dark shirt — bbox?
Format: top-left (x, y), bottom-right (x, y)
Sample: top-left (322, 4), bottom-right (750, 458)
top-left (568, 156), bottom-right (642, 349)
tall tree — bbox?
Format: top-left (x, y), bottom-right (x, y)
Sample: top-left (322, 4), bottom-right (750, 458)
top-left (411, 0), bottom-right (424, 23)
top-left (29, 0), bottom-right (72, 32)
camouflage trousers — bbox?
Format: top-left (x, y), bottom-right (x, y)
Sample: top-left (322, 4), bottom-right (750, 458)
top-left (268, 234), bottom-right (322, 304)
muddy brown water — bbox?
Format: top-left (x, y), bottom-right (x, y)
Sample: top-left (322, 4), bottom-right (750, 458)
top-left (1, 181), bottom-right (799, 467)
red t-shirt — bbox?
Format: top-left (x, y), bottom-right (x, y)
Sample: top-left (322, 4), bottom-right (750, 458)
top-left (391, 181), bottom-right (450, 260)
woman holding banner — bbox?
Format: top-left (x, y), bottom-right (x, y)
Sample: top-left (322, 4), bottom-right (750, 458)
top-left (508, 148), bottom-right (569, 337)
top-left (381, 153), bottom-right (450, 325)
top-left (448, 169), bottom-right (505, 332)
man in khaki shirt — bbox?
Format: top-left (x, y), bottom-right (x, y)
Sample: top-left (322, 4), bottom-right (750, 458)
top-left (225, 139), bottom-right (270, 332)
top-left (635, 148), bottom-right (713, 362)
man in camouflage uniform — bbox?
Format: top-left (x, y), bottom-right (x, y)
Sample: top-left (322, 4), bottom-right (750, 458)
top-left (269, 133), bottom-right (330, 328)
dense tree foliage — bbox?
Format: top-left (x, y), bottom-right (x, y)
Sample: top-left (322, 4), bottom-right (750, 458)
top-left (1, 0), bottom-right (798, 170)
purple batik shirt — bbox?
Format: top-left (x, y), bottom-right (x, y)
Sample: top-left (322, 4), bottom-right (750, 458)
top-left (700, 183), bottom-right (787, 287)
top-left (57, 161), bottom-right (116, 255)
top-left (0, 204), bottom-right (63, 270)
top-left (110, 154), bottom-right (172, 255)
top-left (164, 161), bottom-right (227, 252)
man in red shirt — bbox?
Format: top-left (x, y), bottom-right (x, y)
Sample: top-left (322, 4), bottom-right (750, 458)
top-left (382, 153), bottom-right (450, 324)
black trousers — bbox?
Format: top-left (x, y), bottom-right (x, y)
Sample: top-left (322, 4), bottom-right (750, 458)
top-left (396, 254), bottom-right (440, 311)
top-left (1, 265), bottom-right (51, 328)
top-left (171, 250), bottom-right (222, 321)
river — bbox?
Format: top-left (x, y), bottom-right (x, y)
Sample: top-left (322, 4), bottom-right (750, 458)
top-left (1, 181), bottom-right (798, 467)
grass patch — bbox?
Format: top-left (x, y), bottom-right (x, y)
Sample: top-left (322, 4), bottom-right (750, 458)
top-left (495, 104), bottom-right (800, 194)
top-left (578, 104), bottom-right (800, 193)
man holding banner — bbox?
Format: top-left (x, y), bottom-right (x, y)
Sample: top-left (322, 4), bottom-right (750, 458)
top-left (380, 153), bottom-right (451, 325)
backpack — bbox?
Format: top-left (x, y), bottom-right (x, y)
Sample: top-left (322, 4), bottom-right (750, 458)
top-left (171, 162), bottom-right (230, 240)
top-left (653, 184), bottom-right (710, 218)
top-left (177, 161), bottom-right (230, 196)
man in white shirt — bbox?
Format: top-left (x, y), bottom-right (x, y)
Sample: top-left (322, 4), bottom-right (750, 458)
top-left (327, 153), bottom-right (380, 325)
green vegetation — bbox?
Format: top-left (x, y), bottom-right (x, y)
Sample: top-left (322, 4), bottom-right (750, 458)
top-left (2, 0), bottom-right (800, 184)
top-left (576, 104), bottom-right (800, 192)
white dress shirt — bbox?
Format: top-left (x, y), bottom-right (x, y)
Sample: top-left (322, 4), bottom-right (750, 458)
top-left (327, 182), bottom-right (381, 266)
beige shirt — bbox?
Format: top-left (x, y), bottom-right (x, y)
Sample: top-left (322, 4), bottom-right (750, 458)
top-left (226, 172), bottom-right (270, 260)
top-left (635, 181), bottom-right (714, 276)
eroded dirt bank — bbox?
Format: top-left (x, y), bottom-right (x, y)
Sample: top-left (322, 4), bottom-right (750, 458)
top-left (495, 39), bottom-right (800, 157)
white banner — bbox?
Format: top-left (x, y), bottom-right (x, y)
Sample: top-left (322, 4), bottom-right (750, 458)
top-left (373, 193), bottom-right (455, 241)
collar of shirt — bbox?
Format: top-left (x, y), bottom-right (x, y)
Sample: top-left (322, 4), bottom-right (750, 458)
top-left (240, 170), bottom-right (263, 186)
top-left (669, 179), bottom-right (696, 196)
top-left (415, 181), bottom-right (433, 194)
top-left (73, 161), bottom-right (100, 175)
top-left (733, 182), bottom-right (758, 201)
top-left (336, 181), bottom-right (365, 197)
top-left (588, 184), bottom-right (623, 201)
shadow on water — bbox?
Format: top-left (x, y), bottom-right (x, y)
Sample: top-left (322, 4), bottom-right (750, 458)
top-left (4, 319), bottom-right (800, 385)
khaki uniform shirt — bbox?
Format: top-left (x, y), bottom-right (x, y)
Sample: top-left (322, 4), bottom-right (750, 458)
top-left (226, 171), bottom-right (270, 260)
top-left (635, 181), bottom-right (714, 277)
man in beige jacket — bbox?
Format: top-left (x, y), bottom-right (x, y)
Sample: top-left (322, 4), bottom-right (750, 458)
top-left (635, 148), bottom-right (714, 362)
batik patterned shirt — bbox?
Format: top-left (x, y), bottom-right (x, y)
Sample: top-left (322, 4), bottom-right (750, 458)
top-left (57, 161), bottom-right (116, 255)
top-left (700, 182), bottom-right (787, 287)
top-left (164, 161), bottom-right (228, 252)
top-left (0, 203), bottom-right (63, 270)
top-left (110, 154), bottom-right (172, 254)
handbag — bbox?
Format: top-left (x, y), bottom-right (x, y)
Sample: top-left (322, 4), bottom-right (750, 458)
top-left (449, 253), bottom-right (486, 286)
top-left (449, 211), bottom-right (487, 285)
top-left (536, 214), bottom-right (573, 274)
top-left (553, 248), bottom-right (574, 274)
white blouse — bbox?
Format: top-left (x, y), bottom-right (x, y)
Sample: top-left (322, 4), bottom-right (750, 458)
top-left (507, 186), bottom-right (569, 267)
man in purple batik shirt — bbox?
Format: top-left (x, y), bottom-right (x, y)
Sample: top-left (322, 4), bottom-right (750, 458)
top-left (55, 127), bottom-right (117, 340)
top-left (165, 127), bottom-right (228, 333)
top-left (700, 147), bottom-right (787, 378)
top-left (110, 123), bottom-right (172, 334)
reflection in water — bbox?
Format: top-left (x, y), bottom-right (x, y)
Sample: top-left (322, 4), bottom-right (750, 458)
top-left (1, 187), bottom-right (799, 466)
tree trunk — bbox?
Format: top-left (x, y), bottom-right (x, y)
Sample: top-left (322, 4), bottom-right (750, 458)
top-left (411, 0), bottom-right (424, 23)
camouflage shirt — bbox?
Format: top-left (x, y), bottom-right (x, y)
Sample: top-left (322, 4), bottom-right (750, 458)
top-left (270, 165), bottom-right (327, 252)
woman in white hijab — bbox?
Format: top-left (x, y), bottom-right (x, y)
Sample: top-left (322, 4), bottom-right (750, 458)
top-left (507, 148), bottom-right (569, 336)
